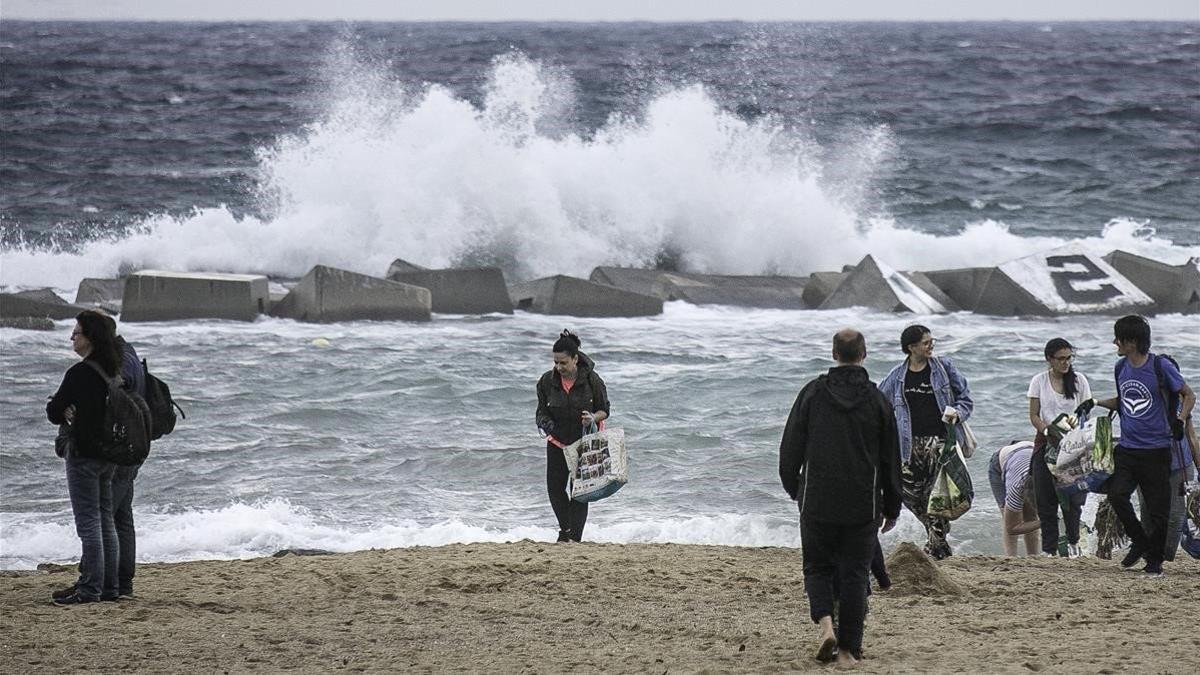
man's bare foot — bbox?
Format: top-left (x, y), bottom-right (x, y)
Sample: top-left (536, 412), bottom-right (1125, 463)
top-left (836, 650), bottom-right (859, 668)
top-left (815, 616), bottom-right (837, 662)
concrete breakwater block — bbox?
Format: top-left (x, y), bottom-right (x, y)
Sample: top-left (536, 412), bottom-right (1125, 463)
top-left (652, 273), bottom-right (809, 309)
top-left (271, 265), bottom-right (431, 323)
top-left (923, 267), bottom-right (993, 311)
top-left (510, 275), bottom-right (663, 317)
top-left (386, 260), bottom-right (512, 315)
top-left (820, 255), bottom-right (958, 313)
top-left (0, 290), bottom-right (84, 321)
top-left (589, 267), bottom-right (809, 308)
top-left (588, 267), bottom-right (672, 298)
top-left (75, 278), bottom-right (125, 313)
top-left (1103, 251), bottom-right (1200, 315)
top-left (0, 316), bottom-right (56, 330)
top-left (121, 270), bottom-right (270, 322)
top-left (924, 247), bottom-right (1154, 316)
top-left (801, 272), bottom-right (849, 308)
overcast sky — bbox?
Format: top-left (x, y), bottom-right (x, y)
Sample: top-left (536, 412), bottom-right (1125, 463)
top-left (4, 0), bottom-right (1198, 22)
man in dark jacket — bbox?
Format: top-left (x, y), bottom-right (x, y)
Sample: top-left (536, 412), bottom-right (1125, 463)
top-left (779, 328), bottom-right (902, 666)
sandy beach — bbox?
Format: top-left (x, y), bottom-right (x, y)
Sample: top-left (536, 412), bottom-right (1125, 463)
top-left (2, 541), bottom-right (1197, 673)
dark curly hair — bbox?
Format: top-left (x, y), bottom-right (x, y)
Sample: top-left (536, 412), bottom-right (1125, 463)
top-left (75, 309), bottom-right (121, 377)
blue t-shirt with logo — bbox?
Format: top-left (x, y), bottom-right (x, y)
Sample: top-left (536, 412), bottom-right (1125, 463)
top-left (1116, 354), bottom-right (1186, 450)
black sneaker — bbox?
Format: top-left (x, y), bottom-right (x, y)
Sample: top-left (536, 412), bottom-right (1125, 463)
top-left (1120, 544), bottom-right (1146, 569)
top-left (101, 593), bottom-right (120, 602)
top-left (51, 584), bottom-right (78, 600)
top-left (53, 592), bottom-right (99, 606)
top-left (1142, 561), bottom-right (1163, 576)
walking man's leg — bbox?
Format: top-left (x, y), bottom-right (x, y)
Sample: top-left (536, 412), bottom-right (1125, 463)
top-left (800, 518), bottom-right (839, 662)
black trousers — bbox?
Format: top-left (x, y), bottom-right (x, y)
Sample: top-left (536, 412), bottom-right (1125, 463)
top-left (1032, 441), bottom-right (1087, 554)
top-left (1107, 446), bottom-right (1171, 565)
top-left (801, 517), bottom-right (877, 657)
top-left (546, 444), bottom-right (588, 542)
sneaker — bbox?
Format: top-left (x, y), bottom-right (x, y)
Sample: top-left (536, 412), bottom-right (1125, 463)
top-left (101, 593), bottom-right (120, 602)
top-left (1142, 561), bottom-right (1163, 576)
top-left (51, 584), bottom-right (78, 600)
top-left (1120, 544), bottom-right (1146, 569)
top-left (1066, 544), bottom-right (1082, 559)
top-left (53, 592), bottom-right (99, 606)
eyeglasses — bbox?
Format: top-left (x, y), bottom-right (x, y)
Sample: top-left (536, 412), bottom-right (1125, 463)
top-left (919, 338), bottom-right (937, 347)
top-left (1051, 355), bottom-right (1075, 363)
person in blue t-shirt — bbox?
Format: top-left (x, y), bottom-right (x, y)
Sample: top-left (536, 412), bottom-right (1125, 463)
top-left (1091, 316), bottom-right (1195, 576)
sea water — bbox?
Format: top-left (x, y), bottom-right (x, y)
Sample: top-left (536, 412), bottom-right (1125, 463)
top-left (1, 21), bottom-right (1198, 568)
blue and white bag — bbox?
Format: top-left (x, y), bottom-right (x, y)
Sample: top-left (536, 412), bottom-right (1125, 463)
top-left (563, 425), bottom-right (628, 503)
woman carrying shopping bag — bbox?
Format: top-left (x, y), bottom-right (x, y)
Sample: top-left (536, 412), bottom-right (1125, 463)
top-left (535, 330), bottom-right (610, 543)
top-left (879, 325), bottom-right (974, 559)
top-left (1028, 338), bottom-right (1092, 557)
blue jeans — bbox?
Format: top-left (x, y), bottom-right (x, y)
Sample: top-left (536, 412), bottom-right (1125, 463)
top-left (111, 464), bottom-right (139, 594)
top-left (65, 454), bottom-right (118, 599)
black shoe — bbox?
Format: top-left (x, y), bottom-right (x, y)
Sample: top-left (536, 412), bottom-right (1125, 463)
top-left (101, 593), bottom-right (120, 602)
top-left (51, 584), bottom-right (78, 600)
top-left (1142, 561), bottom-right (1163, 576)
top-left (1120, 544), bottom-right (1146, 569)
top-left (53, 592), bottom-right (99, 606)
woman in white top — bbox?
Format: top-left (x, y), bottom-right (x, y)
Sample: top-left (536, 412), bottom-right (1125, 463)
top-left (1028, 337), bottom-right (1092, 557)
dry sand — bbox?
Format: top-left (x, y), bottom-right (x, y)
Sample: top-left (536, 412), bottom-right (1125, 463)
top-left (2, 541), bottom-right (1197, 673)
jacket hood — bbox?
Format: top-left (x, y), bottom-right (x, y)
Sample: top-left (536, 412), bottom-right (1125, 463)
top-left (818, 365), bottom-right (873, 411)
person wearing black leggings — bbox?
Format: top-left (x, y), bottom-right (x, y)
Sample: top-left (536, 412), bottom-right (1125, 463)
top-left (535, 330), bottom-right (610, 543)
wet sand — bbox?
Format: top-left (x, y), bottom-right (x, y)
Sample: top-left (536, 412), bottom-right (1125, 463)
top-left (2, 541), bottom-right (1197, 673)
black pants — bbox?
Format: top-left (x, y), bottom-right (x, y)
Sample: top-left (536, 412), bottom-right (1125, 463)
top-left (546, 444), bottom-right (588, 542)
top-left (1032, 441), bottom-right (1087, 554)
top-left (801, 517), bottom-right (877, 658)
top-left (1108, 445), bottom-right (1171, 565)
top-left (111, 464), bottom-right (139, 595)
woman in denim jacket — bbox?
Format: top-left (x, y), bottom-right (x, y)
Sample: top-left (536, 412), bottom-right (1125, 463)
top-left (878, 324), bottom-right (974, 559)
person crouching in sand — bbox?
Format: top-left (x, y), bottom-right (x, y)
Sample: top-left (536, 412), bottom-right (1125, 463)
top-left (987, 440), bottom-right (1041, 556)
top-left (779, 329), bottom-right (902, 666)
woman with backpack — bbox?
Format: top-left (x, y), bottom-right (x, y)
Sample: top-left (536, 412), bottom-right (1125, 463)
top-left (45, 310), bottom-right (123, 604)
top-left (878, 325), bottom-right (974, 560)
top-left (1027, 338), bottom-right (1092, 557)
top-left (535, 330), bottom-right (610, 543)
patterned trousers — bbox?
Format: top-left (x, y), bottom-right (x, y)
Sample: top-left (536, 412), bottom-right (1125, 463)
top-left (902, 435), bottom-right (953, 559)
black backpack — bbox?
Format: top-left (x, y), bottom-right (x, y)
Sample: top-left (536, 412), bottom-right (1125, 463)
top-left (84, 360), bottom-right (152, 466)
top-left (142, 359), bottom-right (185, 440)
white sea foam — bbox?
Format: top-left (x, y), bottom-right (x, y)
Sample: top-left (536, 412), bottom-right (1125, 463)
top-left (0, 494), bottom-right (995, 570)
top-left (2, 51), bottom-right (1197, 294)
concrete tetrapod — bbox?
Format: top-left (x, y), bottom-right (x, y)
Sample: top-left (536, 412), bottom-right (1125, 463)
top-left (271, 265), bottom-right (431, 323)
top-left (510, 275), bottom-right (663, 317)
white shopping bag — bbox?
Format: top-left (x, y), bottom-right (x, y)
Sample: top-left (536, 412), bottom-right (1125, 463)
top-left (562, 427), bottom-right (628, 503)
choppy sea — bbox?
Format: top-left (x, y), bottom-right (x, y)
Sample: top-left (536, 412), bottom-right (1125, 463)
top-left (1, 21), bottom-right (1198, 568)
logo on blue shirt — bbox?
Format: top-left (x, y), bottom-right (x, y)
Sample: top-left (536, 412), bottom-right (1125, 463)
top-left (1120, 379), bottom-right (1155, 418)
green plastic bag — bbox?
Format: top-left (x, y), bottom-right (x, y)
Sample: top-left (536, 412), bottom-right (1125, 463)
top-left (927, 423), bottom-right (974, 521)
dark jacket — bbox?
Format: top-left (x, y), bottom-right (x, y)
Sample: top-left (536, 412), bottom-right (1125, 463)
top-left (779, 365), bottom-right (903, 524)
top-left (536, 353), bottom-right (610, 446)
top-left (117, 337), bottom-right (145, 398)
top-left (46, 356), bottom-right (111, 459)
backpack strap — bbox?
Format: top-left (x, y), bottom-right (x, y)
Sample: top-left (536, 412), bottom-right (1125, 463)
top-left (1112, 357), bottom-right (1126, 416)
top-left (1154, 354), bottom-right (1186, 466)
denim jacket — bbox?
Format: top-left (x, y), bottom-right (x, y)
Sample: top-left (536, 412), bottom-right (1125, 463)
top-left (878, 356), bottom-right (974, 463)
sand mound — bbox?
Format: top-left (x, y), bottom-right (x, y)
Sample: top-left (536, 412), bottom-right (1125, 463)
top-left (885, 541), bottom-right (965, 597)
